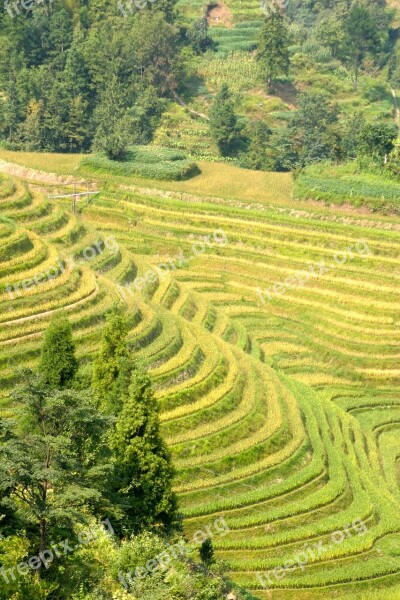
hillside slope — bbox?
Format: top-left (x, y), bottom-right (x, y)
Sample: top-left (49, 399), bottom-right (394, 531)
top-left (0, 159), bottom-right (400, 599)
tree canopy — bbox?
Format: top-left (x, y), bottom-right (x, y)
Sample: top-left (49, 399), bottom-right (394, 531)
top-left (39, 313), bottom-right (78, 388)
top-left (257, 8), bottom-right (290, 89)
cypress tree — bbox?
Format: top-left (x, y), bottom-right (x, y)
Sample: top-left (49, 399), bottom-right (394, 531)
top-left (92, 76), bottom-right (134, 160)
top-left (257, 7), bottom-right (290, 90)
top-left (344, 3), bottom-right (378, 91)
top-left (209, 84), bottom-right (239, 157)
top-left (243, 120), bottom-right (272, 170)
top-left (92, 305), bottom-right (131, 412)
top-left (39, 314), bottom-right (78, 388)
top-left (111, 368), bottom-right (178, 533)
top-left (200, 538), bottom-right (214, 567)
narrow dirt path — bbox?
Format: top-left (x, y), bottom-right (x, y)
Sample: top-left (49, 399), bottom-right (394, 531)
top-left (0, 159), bottom-right (85, 185)
top-left (171, 91), bottom-right (210, 121)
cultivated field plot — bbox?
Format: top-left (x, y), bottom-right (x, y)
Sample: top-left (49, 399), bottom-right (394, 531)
top-left (0, 167), bottom-right (400, 600)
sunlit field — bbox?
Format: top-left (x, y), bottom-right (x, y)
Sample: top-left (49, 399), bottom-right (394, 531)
top-left (1, 152), bottom-right (400, 599)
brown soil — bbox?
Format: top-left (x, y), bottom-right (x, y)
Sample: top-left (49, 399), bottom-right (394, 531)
top-left (207, 2), bottom-right (234, 28)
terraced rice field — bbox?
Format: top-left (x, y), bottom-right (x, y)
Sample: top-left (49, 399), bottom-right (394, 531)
top-left (1, 164), bottom-right (400, 600)
top-left (209, 21), bottom-right (261, 55)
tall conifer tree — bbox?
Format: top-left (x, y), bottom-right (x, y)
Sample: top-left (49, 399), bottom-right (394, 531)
top-left (39, 314), bottom-right (78, 389)
top-left (111, 368), bottom-right (178, 533)
top-left (257, 7), bottom-right (290, 90)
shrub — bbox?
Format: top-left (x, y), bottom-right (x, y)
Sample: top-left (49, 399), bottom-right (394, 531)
top-left (80, 146), bottom-right (200, 181)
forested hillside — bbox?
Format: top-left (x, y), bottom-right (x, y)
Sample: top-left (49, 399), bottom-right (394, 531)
top-left (0, 0), bottom-right (399, 169)
top-left (0, 0), bottom-right (181, 152)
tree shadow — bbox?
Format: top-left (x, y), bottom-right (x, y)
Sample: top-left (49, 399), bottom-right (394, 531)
top-left (270, 81), bottom-right (298, 107)
top-left (183, 73), bottom-right (210, 101)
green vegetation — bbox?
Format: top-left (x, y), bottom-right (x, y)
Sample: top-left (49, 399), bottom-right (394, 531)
top-left (111, 366), bottom-right (178, 533)
top-left (294, 160), bottom-right (400, 212)
top-left (0, 0), bottom-right (398, 212)
top-left (39, 314), bottom-right (78, 388)
top-left (1, 0), bottom-right (400, 598)
top-left (209, 84), bottom-right (241, 157)
top-left (0, 309), bottom-right (247, 599)
top-left (92, 305), bottom-right (130, 412)
top-left (0, 372), bottom-right (112, 581)
top-left (0, 151), bottom-right (399, 598)
top-left (257, 7), bottom-right (290, 89)
top-left (80, 147), bottom-right (200, 181)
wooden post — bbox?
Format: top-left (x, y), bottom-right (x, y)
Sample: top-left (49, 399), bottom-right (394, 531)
top-left (47, 186), bottom-right (98, 215)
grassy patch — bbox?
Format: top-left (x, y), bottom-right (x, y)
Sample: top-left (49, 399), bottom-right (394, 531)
top-left (0, 149), bottom-right (294, 205)
top-left (295, 161), bottom-right (400, 213)
top-left (0, 149), bottom-right (83, 174)
top-left (79, 146), bottom-right (200, 181)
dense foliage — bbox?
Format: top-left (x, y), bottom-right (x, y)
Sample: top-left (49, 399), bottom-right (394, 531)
top-left (0, 0), bottom-right (399, 174)
top-left (0, 312), bottom-right (248, 599)
top-left (209, 84), bottom-right (241, 157)
top-left (39, 314), bottom-right (78, 388)
top-left (0, 0), bottom-right (181, 152)
top-left (257, 7), bottom-right (290, 89)
top-left (81, 147), bottom-right (200, 180)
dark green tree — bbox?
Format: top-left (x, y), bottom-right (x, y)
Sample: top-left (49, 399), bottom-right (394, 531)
top-left (111, 368), bottom-right (178, 533)
top-left (292, 92), bottom-right (340, 166)
top-left (92, 305), bottom-right (131, 412)
top-left (92, 76), bottom-right (134, 160)
top-left (257, 7), bottom-right (290, 90)
top-left (39, 314), bottom-right (78, 389)
top-left (46, 9), bottom-right (74, 70)
top-left (151, 0), bottom-right (177, 23)
top-left (65, 95), bottom-right (89, 152)
top-left (38, 75), bottom-right (71, 152)
top-left (188, 16), bottom-right (213, 54)
top-left (131, 12), bottom-right (181, 95)
top-left (18, 99), bottom-right (44, 151)
top-left (271, 92), bottom-right (341, 170)
top-left (0, 61), bottom-right (22, 145)
top-left (62, 24), bottom-right (91, 152)
top-left (0, 372), bottom-right (112, 576)
top-left (313, 3), bottom-right (348, 60)
top-left (341, 112), bottom-right (366, 159)
top-left (209, 84), bottom-right (239, 157)
top-left (128, 86), bottom-right (166, 144)
top-left (269, 126), bottom-right (300, 171)
top-left (63, 24), bottom-right (90, 102)
top-left (199, 538), bottom-right (214, 567)
top-left (344, 3), bottom-right (378, 90)
top-left (241, 120), bottom-right (272, 170)
top-left (357, 122), bottom-right (398, 159)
